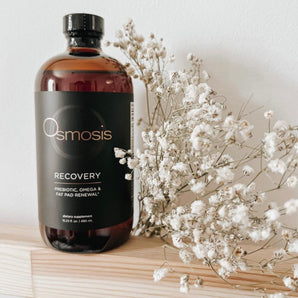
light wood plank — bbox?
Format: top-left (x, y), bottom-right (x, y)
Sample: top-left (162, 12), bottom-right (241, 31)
top-left (0, 224), bottom-right (296, 297)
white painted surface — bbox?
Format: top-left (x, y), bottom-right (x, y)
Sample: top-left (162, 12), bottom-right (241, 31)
top-left (0, 0), bottom-right (297, 227)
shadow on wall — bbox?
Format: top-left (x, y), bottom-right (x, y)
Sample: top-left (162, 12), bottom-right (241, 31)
top-left (206, 50), bottom-right (297, 223)
top-left (203, 51), bottom-right (298, 123)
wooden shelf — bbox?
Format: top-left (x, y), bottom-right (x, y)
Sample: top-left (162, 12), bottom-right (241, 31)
top-left (0, 223), bottom-right (296, 297)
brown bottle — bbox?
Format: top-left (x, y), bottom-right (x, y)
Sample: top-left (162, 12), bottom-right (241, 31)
top-left (35, 13), bottom-right (133, 253)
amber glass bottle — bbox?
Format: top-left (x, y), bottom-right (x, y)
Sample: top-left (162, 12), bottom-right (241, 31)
top-left (35, 13), bottom-right (133, 253)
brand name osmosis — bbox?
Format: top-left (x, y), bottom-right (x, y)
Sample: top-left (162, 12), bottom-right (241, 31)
top-left (43, 117), bottom-right (112, 141)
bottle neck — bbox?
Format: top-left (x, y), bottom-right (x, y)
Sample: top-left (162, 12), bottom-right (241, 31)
top-left (66, 36), bottom-right (102, 54)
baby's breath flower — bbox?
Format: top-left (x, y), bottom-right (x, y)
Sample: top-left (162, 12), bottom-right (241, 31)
top-left (169, 54), bottom-right (175, 62)
top-left (190, 200), bottom-right (205, 215)
top-left (201, 70), bottom-right (209, 81)
top-left (124, 173), bottom-right (132, 180)
top-left (283, 276), bottom-right (296, 291)
top-left (103, 40), bottom-right (111, 47)
top-left (233, 247), bottom-right (246, 258)
top-left (268, 159), bottom-right (287, 174)
top-left (170, 215), bottom-right (182, 230)
top-left (172, 233), bottom-right (185, 248)
top-left (282, 229), bottom-right (293, 241)
top-left (190, 182), bottom-right (206, 195)
top-left (284, 198), bottom-right (298, 215)
top-left (172, 162), bottom-right (188, 173)
top-left (263, 132), bottom-right (279, 158)
top-left (185, 85), bottom-right (199, 103)
top-left (266, 261), bottom-right (276, 271)
top-left (194, 277), bottom-right (203, 287)
top-left (209, 194), bottom-right (220, 205)
top-left (114, 147), bottom-right (126, 158)
top-left (264, 110), bottom-right (274, 119)
top-left (207, 248), bottom-right (216, 259)
top-left (274, 248), bottom-right (286, 260)
top-left (176, 206), bottom-right (186, 215)
top-left (249, 228), bottom-right (271, 242)
top-left (127, 157), bottom-right (138, 169)
top-left (179, 249), bottom-right (194, 264)
top-left (218, 205), bottom-right (226, 218)
top-left (198, 83), bottom-right (212, 95)
top-left (238, 261), bottom-right (247, 271)
top-left (153, 268), bottom-right (169, 282)
top-left (273, 120), bottom-right (289, 133)
top-left (192, 244), bottom-right (207, 259)
top-left (286, 176), bottom-right (298, 188)
top-left (180, 283), bottom-right (189, 293)
top-left (180, 274), bottom-right (190, 293)
top-left (155, 86), bottom-right (163, 94)
top-left (193, 229), bottom-right (202, 244)
top-left (180, 275), bottom-right (189, 284)
top-left (242, 165), bottom-right (254, 176)
top-left (119, 158), bottom-right (126, 164)
top-left (247, 182), bottom-right (256, 192)
top-left (293, 264), bottom-right (298, 278)
top-left (115, 29), bottom-right (123, 38)
top-left (230, 204), bottom-right (249, 227)
top-left (187, 53), bottom-right (194, 61)
top-left (191, 75), bottom-right (200, 85)
top-left (223, 115), bottom-right (235, 128)
top-left (288, 239), bottom-right (298, 253)
top-left (265, 208), bottom-right (280, 222)
top-left (216, 167), bottom-right (234, 184)
top-left (126, 66), bottom-right (135, 76)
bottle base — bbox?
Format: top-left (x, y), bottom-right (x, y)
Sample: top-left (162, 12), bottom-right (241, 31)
top-left (39, 217), bottom-right (133, 253)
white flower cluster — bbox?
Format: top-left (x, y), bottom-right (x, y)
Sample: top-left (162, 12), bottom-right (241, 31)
top-left (153, 267), bottom-right (168, 282)
top-left (112, 20), bottom-right (298, 295)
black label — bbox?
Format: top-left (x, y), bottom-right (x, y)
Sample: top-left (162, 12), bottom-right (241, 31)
top-left (35, 91), bottom-right (133, 231)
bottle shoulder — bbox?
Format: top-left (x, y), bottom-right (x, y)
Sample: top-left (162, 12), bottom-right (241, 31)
top-left (35, 51), bottom-right (132, 92)
top-left (37, 51), bottom-right (126, 72)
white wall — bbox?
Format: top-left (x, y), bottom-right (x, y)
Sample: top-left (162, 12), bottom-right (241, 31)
top-left (0, 0), bottom-right (297, 227)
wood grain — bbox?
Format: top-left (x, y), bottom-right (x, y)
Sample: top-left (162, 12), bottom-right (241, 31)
top-left (0, 223), bottom-right (296, 297)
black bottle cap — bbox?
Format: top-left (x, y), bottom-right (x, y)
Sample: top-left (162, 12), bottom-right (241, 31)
top-left (63, 13), bottom-right (104, 37)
